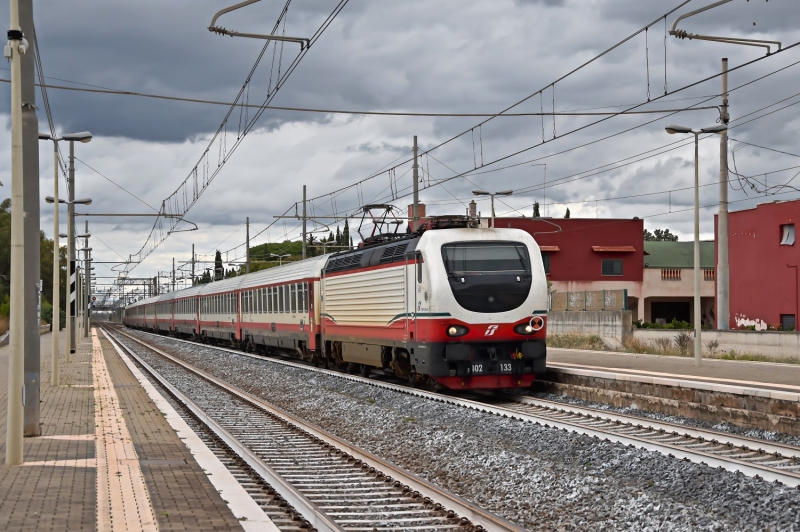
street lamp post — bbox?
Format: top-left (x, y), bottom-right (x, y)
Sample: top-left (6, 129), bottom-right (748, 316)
top-left (472, 189), bottom-right (513, 228)
top-left (50, 194), bottom-right (91, 359)
top-left (39, 133), bottom-right (62, 385)
top-left (62, 132), bottom-right (92, 353)
top-left (665, 124), bottom-right (727, 366)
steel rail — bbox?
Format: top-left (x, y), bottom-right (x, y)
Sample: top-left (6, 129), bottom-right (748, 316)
top-left (108, 327), bottom-right (524, 532)
top-left (118, 328), bottom-right (800, 488)
top-left (103, 332), bottom-right (309, 530)
top-left (106, 330), bottom-right (343, 532)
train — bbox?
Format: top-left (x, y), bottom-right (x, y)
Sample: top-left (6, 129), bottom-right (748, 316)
top-left (122, 218), bottom-right (549, 390)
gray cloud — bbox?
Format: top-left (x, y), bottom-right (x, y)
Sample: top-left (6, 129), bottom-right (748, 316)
top-left (0, 0), bottom-right (797, 279)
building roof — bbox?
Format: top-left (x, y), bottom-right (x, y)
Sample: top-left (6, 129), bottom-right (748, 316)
top-left (643, 241), bottom-right (715, 268)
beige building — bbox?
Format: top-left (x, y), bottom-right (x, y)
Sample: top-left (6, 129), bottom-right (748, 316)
top-left (639, 241), bottom-right (716, 326)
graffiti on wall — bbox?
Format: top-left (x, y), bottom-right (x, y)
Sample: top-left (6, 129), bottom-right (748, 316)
top-left (734, 313), bottom-right (768, 331)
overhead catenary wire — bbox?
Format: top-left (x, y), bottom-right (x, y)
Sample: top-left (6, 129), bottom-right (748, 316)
top-left (296, 33), bottom-right (800, 227)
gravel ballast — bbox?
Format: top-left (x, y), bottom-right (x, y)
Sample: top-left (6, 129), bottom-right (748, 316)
top-left (114, 330), bottom-right (800, 531)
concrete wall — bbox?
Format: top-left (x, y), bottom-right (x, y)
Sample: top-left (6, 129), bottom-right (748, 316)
top-left (632, 328), bottom-right (800, 359)
top-left (548, 310), bottom-right (632, 344)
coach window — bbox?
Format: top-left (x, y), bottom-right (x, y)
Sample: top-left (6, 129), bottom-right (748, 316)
top-left (290, 284), bottom-right (297, 313)
top-left (601, 259), bottom-right (623, 276)
top-left (277, 286), bottom-right (283, 313)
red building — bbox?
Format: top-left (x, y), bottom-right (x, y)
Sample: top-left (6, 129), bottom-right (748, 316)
top-left (715, 199), bottom-right (799, 331)
top-left (494, 217), bottom-right (644, 313)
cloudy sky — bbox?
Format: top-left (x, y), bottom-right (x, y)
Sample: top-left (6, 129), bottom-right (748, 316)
top-left (1, 0), bottom-right (799, 299)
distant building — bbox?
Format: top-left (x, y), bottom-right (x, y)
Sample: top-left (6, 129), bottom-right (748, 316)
top-left (715, 199), bottom-right (799, 331)
top-left (493, 217), bottom-right (645, 314)
top-left (494, 217), bottom-right (717, 325)
top-left (642, 241), bottom-right (715, 326)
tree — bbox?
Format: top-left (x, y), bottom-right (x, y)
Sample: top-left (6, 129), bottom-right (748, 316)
top-left (533, 202), bottom-right (540, 218)
top-left (214, 250), bottom-right (223, 281)
top-left (335, 225), bottom-right (342, 247)
top-left (199, 269), bottom-right (212, 284)
top-left (342, 219), bottom-right (350, 250)
top-left (564, 208), bottom-right (571, 218)
top-left (644, 228), bottom-right (679, 241)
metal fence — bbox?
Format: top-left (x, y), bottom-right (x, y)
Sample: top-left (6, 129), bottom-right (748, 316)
top-left (549, 289), bottom-right (628, 311)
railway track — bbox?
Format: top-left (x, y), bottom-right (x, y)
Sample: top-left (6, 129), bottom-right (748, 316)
top-left (104, 327), bottom-right (524, 532)
top-left (114, 327), bottom-right (800, 490)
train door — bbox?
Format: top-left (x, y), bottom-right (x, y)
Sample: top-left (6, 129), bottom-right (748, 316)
top-left (413, 251), bottom-right (423, 341)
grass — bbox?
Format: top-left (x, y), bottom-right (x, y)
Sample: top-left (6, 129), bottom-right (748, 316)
top-left (548, 333), bottom-right (800, 364)
top-left (0, 316), bottom-right (7, 335)
top-left (546, 333), bottom-right (609, 351)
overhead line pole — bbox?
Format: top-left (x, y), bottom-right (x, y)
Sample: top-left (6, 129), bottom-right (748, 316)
top-left (19, 0), bottom-right (41, 439)
top-left (6, 0), bottom-right (26, 464)
top-left (718, 58), bottom-right (730, 331)
top-left (412, 136), bottom-right (419, 231)
top-left (246, 217), bottom-right (250, 274)
top-left (301, 186), bottom-right (306, 260)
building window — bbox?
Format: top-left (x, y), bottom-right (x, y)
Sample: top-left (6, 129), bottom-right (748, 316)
top-left (780, 224), bottom-right (795, 246)
top-left (601, 259), bottom-right (623, 276)
top-left (541, 253), bottom-right (550, 274)
top-left (781, 314), bottom-right (796, 331)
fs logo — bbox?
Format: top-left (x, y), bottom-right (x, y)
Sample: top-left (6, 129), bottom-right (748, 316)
top-left (484, 325), bottom-right (499, 336)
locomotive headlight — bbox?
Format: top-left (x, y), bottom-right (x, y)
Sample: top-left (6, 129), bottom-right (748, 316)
top-left (514, 322), bottom-right (537, 335)
top-left (446, 325), bottom-right (469, 337)
top-left (487, 295), bottom-right (496, 303)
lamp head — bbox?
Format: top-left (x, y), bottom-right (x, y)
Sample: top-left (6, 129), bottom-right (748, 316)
top-left (496, 190), bottom-right (513, 196)
top-left (73, 198), bottom-right (92, 205)
top-left (700, 124), bottom-right (728, 134)
top-left (472, 189), bottom-right (490, 196)
top-left (665, 124), bottom-right (693, 135)
top-left (62, 131), bottom-right (93, 143)
top-left (59, 233), bottom-right (68, 238)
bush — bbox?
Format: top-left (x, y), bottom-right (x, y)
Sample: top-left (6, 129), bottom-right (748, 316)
top-left (674, 331), bottom-right (693, 355)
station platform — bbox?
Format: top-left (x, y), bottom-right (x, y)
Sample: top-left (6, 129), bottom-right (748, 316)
top-left (547, 347), bottom-right (800, 400)
top-left (0, 328), bottom-right (248, 531)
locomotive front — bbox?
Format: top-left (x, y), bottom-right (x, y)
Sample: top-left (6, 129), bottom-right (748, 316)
top-left (412, 228), bottom-right (547, 389)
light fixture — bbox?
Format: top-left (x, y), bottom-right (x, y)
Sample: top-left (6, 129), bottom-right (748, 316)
top-left (61, 131), bottom-right (93, 143)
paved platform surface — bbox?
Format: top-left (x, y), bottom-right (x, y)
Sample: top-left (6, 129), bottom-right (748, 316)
top-left (548, 347), bottom-right (800, 396)
top-left (0, 329), bottom-right (246, 531)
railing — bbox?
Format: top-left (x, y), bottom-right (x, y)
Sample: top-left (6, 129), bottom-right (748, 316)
top-left (704, 269), bottom-right (715, 281)
top-left (550, 289), bottom-right (628, 311)
top-left (661, 268), bottom-right (681, 280)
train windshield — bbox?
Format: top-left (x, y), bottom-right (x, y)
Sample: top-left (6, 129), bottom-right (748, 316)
top-left (442, 243), bottom-right (530, 275)
top-left (441, 242), bottom-right (532, 313)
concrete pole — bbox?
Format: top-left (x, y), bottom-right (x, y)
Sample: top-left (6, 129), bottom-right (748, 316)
top-left (172, 257), bottom-right (176, 292)
top-left (191, 244), bottom-right (195, 285)
top-left (693, 132), bottom-right (702, 366)
top-left (490, 194), bottom-right (496, 229)
top-left (6, 0), bottom-right (26, 464)
top-left (246, 217), bottom-right (251, 273)
top-left (20, 0), bottom-right (40, 438)
top-left (68, 141), bottom-right (76, 355)
top-left (83, 221), bottom-right (90, 337)
top-left (412, 136), bottom-right (419, 231)
top-left (50, 141), bottom-right (60, 386)
top-left (717, 58), bottom-right (730, 331)
top-left (301, 187), bottom-right (306, 260)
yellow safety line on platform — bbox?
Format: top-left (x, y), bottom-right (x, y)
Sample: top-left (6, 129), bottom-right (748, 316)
top-left (92, 329), bottom-right (159, 532)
